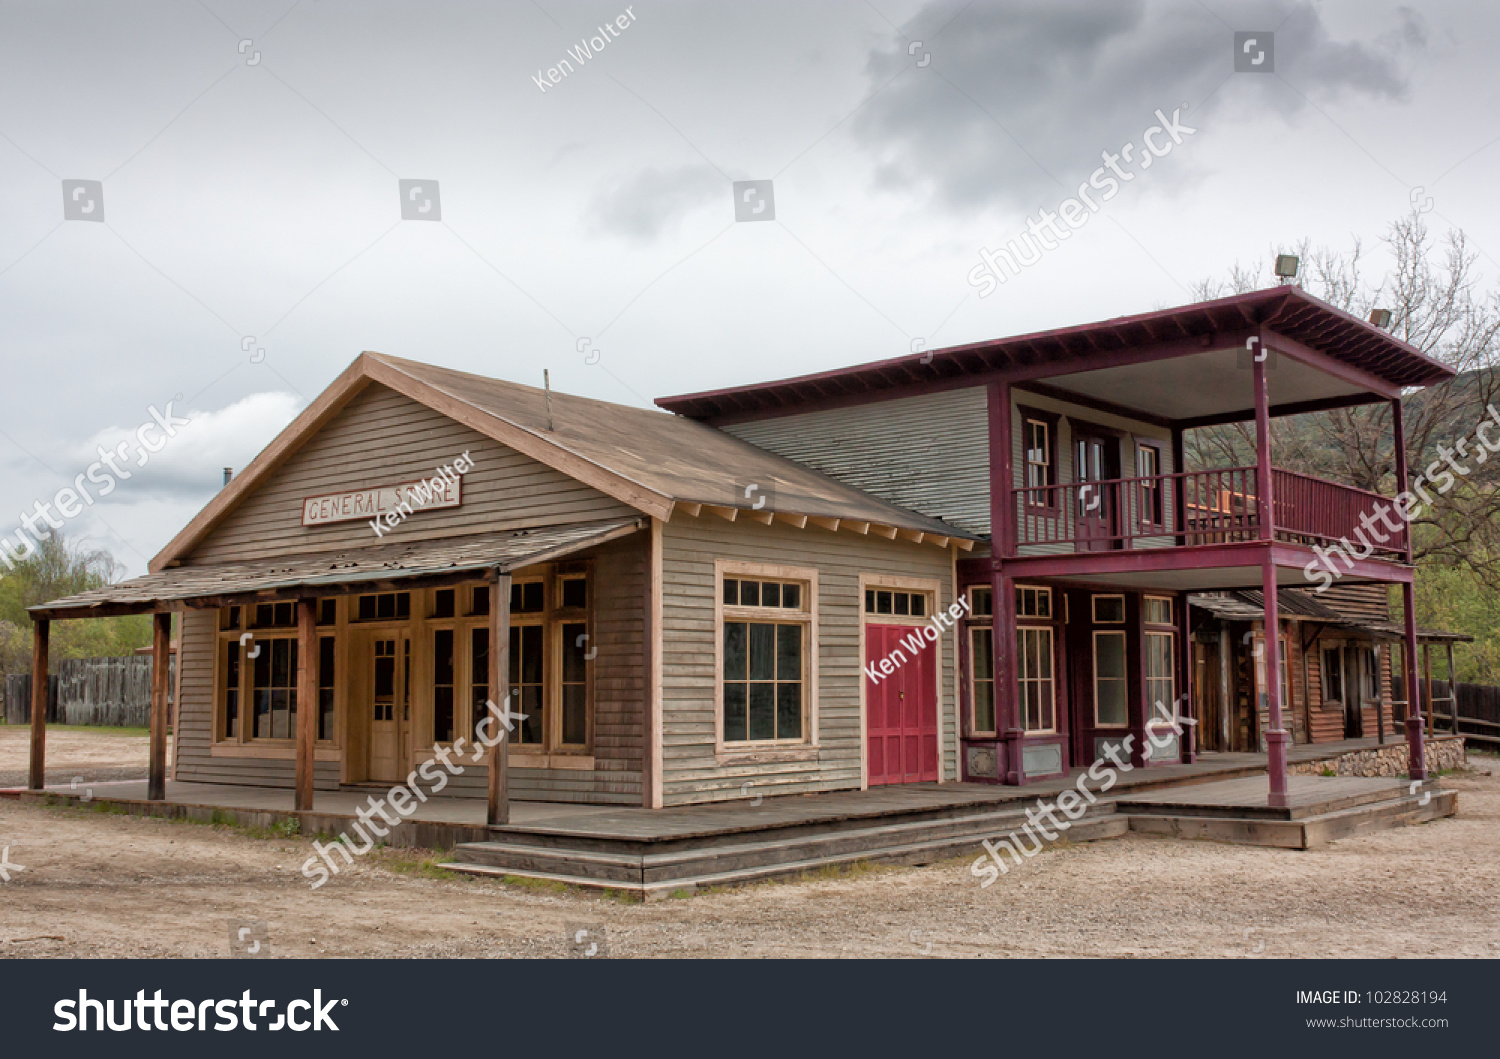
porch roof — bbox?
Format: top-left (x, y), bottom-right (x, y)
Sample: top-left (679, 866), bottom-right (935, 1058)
top-left (1188, 590), bottom-right (1472, 643)
top-left (656, 285), bottom-right (1456, 424)
top-left (29, 518), bottom-right (645, 621)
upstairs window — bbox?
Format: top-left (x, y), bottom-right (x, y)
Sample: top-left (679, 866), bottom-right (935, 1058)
top-left (1025, 418), bottom-right (1052, 507)
top-left (1137, 443), bottom-right (1165, 527)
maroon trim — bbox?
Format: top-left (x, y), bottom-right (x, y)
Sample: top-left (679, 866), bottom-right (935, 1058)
top-left (656, 286), bottom-right (1452, 422)
top-left (1016, 381), bottom-right (1173, 429)
top-left (983, 540), bottom-right (1415, 582)
top-left (1133, 437), bottom-right (1167, 530)
top-left (1176, 392), bottom-right (1385, 430)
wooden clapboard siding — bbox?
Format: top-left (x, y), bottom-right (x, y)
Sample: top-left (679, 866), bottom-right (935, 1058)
top-left (1010, 390), bottom-right (1174, 556)
top-left (1318, 583), bottom-right (1393, 623)
top-left (189, 384), bottom-right (638, 565)
top-left (721, 387), bottom-right (990, 536)
top-left (659, 514), bottom-right (956, 805)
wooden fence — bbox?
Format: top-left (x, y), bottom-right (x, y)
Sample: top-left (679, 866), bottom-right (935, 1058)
top-left (1432, 680), bottom-right (1500, 748)
top-left (2, 656), bottom-right (172, 728)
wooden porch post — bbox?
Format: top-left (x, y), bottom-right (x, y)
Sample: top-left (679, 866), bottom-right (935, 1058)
top-left (1376, 644), bottom-right (1386, 745)
top-left (1447, 641), bottom-right (1459, 735)
top-left (1423, 642), bottom-right (1435, 739)
top-left (1170, 426), bottom-right (1187, 547)
top-left (1252, 340), bottom-right (1289, 804)
top-left (148, 611), bottom-right (172, 800)
top-left (295, 598), bottom-right (317, 811)
top-left (988, 382), bottom-right (1024, 784)
top-left (1176, 593), bottom-right (1196, 763)
top-left (27, 618), bottom-right (49, 790)
top-left (1401, 584), bottom-right (1427, 780)
top-left (1261, 559), bottom-right (1289, 806)
top-left (1392, 397), bottom-right (1427, 779)
top-left (1252, 337), bottom-right (1275, 543)
top-left (488, 571), bottom-right (513, 826)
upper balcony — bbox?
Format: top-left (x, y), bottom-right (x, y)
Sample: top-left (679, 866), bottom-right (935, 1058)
top-left (1010, 466), bottom-right (1406, 560)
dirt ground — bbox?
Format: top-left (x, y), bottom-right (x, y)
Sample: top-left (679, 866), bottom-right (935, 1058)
top-left (0, 727), bottom-right (1496, 959)
top-left (0, 723), bottom-right (168, 789)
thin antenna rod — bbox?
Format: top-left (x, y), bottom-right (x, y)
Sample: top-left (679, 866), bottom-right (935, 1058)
top-left (543, 370), bottom-right (554, 431)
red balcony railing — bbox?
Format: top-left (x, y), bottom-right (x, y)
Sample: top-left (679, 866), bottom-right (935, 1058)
top-left (1011, 466), bottom-right (1406, 558)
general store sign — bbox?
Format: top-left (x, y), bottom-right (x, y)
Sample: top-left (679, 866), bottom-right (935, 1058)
top-left (301, 476), bottom-right (462, 527)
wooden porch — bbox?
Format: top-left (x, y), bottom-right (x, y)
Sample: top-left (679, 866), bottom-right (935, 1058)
top-left (2, 735), bottom-right (1459, 895)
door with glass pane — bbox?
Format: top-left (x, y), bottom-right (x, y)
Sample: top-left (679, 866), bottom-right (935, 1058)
top-left (1074, 431), bottom-right (1120, 552)
top-left (367, 636), bottom-right (403, 783)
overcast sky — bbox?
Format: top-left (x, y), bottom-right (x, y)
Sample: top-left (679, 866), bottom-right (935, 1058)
top-left (3, 0), bottom-right (1498, 576)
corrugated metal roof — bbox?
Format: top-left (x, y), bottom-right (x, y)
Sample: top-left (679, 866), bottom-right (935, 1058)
top-left (31, 518), bottom-right (644, 620)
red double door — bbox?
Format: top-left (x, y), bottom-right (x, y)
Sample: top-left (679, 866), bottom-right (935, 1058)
top-left (865, 623), bottom-right (939, 785)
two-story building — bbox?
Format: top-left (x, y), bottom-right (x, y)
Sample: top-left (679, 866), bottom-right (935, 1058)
top-left (25, 285), bottom-right (1455, 817)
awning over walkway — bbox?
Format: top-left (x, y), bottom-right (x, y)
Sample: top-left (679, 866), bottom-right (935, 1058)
top-left (1188, 589), bottom-right (1472, 643)
top-left (28, 518), bottom-right (646, 620)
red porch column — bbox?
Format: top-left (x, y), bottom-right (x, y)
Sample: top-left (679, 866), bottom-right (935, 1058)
top-left (1176, 593), bottom-right (1196, 763)
top-left (27, 618), bottom-right (49, 790)
top-left (987, 382), bottom-right (1024, 784)
top-left (1261, 559), bottom-right (1290, 807)
top-left (1252, 333), bottom-right (1275, 543)
top-left (295, 598), bottom-right (317, 811)
top-left (488, 571), bottom-right (513, 825)
top-left (1392, 396), bottom-right (1427, 780)
top-left (148, 612), bottom-right (172, 801)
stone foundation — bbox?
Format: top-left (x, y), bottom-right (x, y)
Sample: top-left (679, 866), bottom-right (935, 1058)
top-left (1289, 735), bottom-right (1468, 779)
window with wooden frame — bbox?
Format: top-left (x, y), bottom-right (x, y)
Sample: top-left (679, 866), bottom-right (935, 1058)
top-left (720, 566), bottom-right (814, 747)
top-left (968, 624), bottom-right (996, 736)
top-left (1093, 630), bottom-right (1128, 727)
top-left (1017, 406), bottom-right (1060, 510)
top-left (1322, 644), bottom-right (1344, 703)
top-left (216, 601), bottom-right (339, 748)
top-left (1017, 625), bottom-right (1056, 732)
top-left (1016, 584), bottom-right (1051, 618)
top-left (1136, 442), bottom-right (1165, 528)
top-left (1092, 594), bottom-right (1125, 624)
top-left (1143, 595), bottom-right (1176, 725)
top-left (496, 567), bottom-right (592, 753)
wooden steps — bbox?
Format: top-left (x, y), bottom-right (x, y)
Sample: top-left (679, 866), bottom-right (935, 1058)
top-left (441, 801), bottom-right (1127, 898)
top-left (1121, 785), bottom-right (1457, 850)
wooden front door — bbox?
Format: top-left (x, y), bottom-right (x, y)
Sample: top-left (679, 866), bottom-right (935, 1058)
top-left (865, 624), bottom-right (938, 785)
top-left (366, 635), bottom-right (407, 783)
top-left (1074, 431), bottom-right (1119, 551)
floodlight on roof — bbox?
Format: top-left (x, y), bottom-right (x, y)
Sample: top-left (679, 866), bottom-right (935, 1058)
top-left (1368, 308), bottom-right (1393, 329)
top-left (1274, 254), bottom-right (1300, 280)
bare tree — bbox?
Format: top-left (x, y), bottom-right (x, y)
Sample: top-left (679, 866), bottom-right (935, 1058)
top-left (1188, 213), bottom-right (1500, 581)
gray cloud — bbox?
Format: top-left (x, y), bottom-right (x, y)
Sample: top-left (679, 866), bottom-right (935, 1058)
top-left (586, 163), bottom-right (725, 241)
top-left (852, 0), bottom-right (1421, 213)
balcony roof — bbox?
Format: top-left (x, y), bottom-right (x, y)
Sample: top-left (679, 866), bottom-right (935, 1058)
top-left (657, 285), bottom-right (1456, 425)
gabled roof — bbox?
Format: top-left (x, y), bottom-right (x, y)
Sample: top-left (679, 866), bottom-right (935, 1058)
top-left (657, 286), bottom-right (1456, 422)
top-left (151, 353), bottom-right (976, 572)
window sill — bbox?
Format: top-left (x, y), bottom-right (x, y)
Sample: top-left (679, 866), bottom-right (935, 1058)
top-left (715, 746), bottom-right (818, 766)
top-left (510, 753), bottom-right (595, 771)
top-left (210, 743), bottom-right (341, 761)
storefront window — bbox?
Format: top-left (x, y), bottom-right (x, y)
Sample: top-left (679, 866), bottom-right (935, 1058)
top-left (722, 569), bottom-right (812, 745)
top-left (1018, 626), bottom-right (1055, 732)
top-left (1094, 630), bottom-right (1128, 726)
